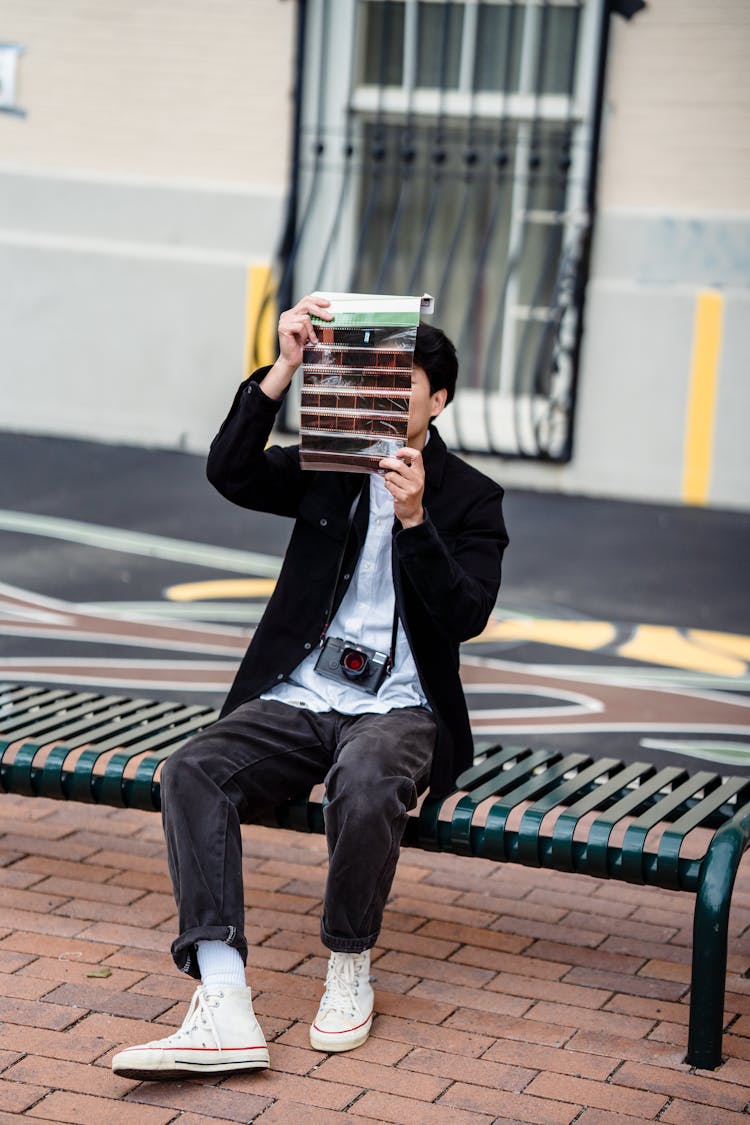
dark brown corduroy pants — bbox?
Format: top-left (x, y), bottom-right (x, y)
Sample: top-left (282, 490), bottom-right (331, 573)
top-left (160, 698), bottom-right (436, 978)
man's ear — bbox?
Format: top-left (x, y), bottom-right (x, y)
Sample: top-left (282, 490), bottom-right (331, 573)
top-left (430, 388), bottom-right (448, 419)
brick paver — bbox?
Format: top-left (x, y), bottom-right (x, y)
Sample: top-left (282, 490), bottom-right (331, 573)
top-left (126, 1081), bottom-right (273, 1121)
top-left (0, 793), bottom-right (747, 1124)
top-left (25, 1089), bottom-right (176, 1124)
top-left (523, 1072), bottom-right (668, 1116)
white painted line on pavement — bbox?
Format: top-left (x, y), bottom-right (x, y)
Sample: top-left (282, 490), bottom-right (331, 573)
top-left (0, 510), bottom-right (282, 576)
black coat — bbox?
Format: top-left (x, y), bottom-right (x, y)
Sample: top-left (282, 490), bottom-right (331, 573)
top-left (207, 374), bottom-right (509, 796)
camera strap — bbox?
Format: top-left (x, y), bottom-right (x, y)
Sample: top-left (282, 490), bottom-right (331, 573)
top-left (320, 482), bottom-right (367, 647)
top-left (319, 479), bottom-right (399, 676)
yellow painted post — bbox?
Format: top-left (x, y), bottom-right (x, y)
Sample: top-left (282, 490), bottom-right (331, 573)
top-left (243, 263), bottom-right (278, 378)
top-left (682, 290), bottom-right (723, 505)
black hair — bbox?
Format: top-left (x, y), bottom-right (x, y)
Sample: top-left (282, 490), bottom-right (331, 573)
top-left (413, 322), bottom-right (458, 404)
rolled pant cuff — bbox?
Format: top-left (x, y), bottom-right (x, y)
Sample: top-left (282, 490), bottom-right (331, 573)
top-left (320, 920), bottom-right (379, 954)
top-left (171, 925), bottom-right (248, 980)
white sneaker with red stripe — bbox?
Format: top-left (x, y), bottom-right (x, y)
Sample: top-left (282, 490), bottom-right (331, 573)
top-left (111, 985), bottom-right (269, 1078)
top-left (309, 950), bottom-right (374, 1052)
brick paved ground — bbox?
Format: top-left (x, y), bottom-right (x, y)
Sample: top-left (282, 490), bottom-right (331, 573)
top-left (0, 795), bottom-right (748, 1124)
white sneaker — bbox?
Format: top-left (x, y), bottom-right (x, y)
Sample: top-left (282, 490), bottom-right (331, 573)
top-left (309, 950), bottom-right (374, 1053)
top-left (111, 984), bottom-right (269, 1079)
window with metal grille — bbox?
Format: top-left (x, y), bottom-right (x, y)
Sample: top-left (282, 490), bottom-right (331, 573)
top-left (280, 0), bottom-right (608, 461)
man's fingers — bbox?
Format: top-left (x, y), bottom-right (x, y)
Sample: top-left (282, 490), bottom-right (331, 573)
top-left (382, 469), bottom-right (413, 490)
top-left (379, 456), bottom-right (424, 485)
top-left (396, 446), bottom-right (422, 466)
top-left (383, 474), bottom-right (414, 499)
top-left (280, 311), bottom-right (319, 330)
top-left (279, 317), bottom-right (310, 336)
top-left (280, 296), bottom-right (334, 350)
top-left (379, 456), bottom-right (414, 472)
top-left (279, 312), bottom-right (319, 346)
top-left (291, 295), bottom-right (333, 321)
top-left (384, 484), bottom-right (409, 505)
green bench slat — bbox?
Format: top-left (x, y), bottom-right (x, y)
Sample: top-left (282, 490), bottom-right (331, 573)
top-left (548, 761), bottom-right (654, 872)
top-left (0, 685), bottom-right (62, 713)
top-left (35, 701), bottom-right (186, 799)
top-left (584, 766), bottom-right (688, 878)
top-left (455, 745), bottom-right (535, 790)
top-left (657, 776), bottom-right (750, 890)
top-left (0, 685), bottom-right (61, 705)
top-left (129, 746), bottom-right (186, 810)
top-left (71, 702), bottom-right (191, 753)
top-left (480, 753), bottom-right (592, 862)
top-left (6, 698), bottom-right (151, 797)
top-left (97, 712), bottom-right (216, 807)
top-left (517, 757), bottom-right (623, 867)
top-left (1, 695), bottom-right (111, 791)
top-left (0, 691), bottom-right (100, 746)
top-left (619, 771), bottom-right (720, 884)
top-left (432, 747), bottom-right (558, 855)
top-left (13, 701), bottom-right (180, 798)
top-left (66, 707), bottom-right (215, 804)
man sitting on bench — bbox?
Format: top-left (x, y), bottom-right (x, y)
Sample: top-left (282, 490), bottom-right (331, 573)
top-left (112, 294), bottom-right (508, 1079)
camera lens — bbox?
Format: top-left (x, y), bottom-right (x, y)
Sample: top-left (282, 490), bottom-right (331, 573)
top-left (342, 649), bottom-right (369, 679)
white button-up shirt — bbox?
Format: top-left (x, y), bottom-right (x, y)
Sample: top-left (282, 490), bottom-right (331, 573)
top-left (261, 472), bottom-right (427, 715)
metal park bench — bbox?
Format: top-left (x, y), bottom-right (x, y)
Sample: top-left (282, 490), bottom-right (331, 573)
top-left (1, 682), bottom-right (749, 1071)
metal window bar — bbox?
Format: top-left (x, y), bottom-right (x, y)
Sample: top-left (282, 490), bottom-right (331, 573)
top-left (279, 0), bottom-right (606, 461)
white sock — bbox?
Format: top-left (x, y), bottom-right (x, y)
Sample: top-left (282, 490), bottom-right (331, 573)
top-left (197, 941), bottom-right (246, 990)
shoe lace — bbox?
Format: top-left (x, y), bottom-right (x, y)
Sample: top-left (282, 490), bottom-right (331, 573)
top-left (173, 985), bottom-right (223, 1051)
top-left (320, 953), bottom-right (367, 1017)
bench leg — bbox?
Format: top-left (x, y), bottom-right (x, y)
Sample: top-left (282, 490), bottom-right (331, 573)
top-left (687, 818), bottom-right (749, 1069)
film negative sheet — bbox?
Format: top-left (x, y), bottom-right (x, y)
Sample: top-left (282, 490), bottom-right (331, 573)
top-left (300, 292), bottom-right (433, 474)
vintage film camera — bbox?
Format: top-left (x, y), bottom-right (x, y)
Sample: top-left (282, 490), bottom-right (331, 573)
top-left (315, 636), bottom-right (390, 695)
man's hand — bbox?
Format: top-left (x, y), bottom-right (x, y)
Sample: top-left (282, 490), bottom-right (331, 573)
top-left (260, 295), bottom-right (333, 400)
top-left (379, 447), bottom-right (425, 528)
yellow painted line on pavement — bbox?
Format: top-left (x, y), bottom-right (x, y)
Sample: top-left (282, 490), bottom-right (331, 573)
top-left (682, 289), bottom-right (723, 505)
top-left (244, 263), bottom-right (277, 377)
top-left (474, 618), bottom-right (616, 650)
top-left (618, 624), bottom-right (745, 677)
top-left (473, 616), bottom-right (749, 677)
top-left (166, 579), bottom-right (277, 601)
top-left (688, 629), bottom-right (750, 663)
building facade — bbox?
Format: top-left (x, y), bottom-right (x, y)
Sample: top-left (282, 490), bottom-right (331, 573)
top-left (1, 0), bottom-right (748, 508)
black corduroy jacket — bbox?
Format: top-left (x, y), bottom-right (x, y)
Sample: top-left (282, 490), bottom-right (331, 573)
top-left (206, 373), bottom-right (509, 796)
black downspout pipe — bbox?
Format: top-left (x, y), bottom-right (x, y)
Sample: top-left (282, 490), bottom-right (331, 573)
top-left (562, 0), bottom-right (613, 463)
top-left (275, 0), bottom-right (307, 430)
top-left (278, 0), bottom-right (306, 313)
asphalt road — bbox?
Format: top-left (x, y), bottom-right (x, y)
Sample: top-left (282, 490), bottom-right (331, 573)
top-left (3, 431), bottom-right (748, 632)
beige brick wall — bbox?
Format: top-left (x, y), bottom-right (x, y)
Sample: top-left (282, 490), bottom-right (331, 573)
top-left (5, 1), bottom-right (747, 206)
top-left (599, 0), bottom-right (750, 210)
top-left (0, 0), bottom-right (294, 188)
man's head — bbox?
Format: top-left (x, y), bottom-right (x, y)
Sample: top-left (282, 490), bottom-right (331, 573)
top-left (413, 322), bottom-right (458, 405)
top-left (404, 321), bottom-right (458, 443)
top-left (406, 323), bottom-right (457, 447)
